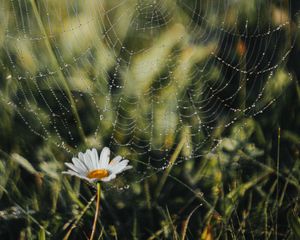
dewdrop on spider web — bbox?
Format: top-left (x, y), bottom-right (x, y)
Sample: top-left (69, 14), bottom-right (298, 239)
top-left (62, 147), bottom-right (132, 183)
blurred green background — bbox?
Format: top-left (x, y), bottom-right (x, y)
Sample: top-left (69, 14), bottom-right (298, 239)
top-left (0, 0), bottom-right (300, 239)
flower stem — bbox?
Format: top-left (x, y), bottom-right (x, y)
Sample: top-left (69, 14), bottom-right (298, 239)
top-left (89, 182), bottom-right (101, 240)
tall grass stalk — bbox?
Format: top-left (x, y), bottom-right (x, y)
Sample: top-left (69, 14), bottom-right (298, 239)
top-left (29, 0), bottom-right (86, 144)
top-left (63, 195), bottom-right (96, 240)
top-left (275, 127), bottom-right (281, 240)
top-left (155, 136), bottom-right (186, 199)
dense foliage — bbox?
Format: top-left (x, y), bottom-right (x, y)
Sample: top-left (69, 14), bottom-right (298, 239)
top-left (0, 1), bottom-right (300, 239)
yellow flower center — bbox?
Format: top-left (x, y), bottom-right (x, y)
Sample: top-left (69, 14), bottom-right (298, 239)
top-left (87, 169), bottom-right (109, 179)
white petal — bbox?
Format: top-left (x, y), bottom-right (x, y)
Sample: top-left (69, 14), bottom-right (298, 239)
top-left (124, 165), bottom-right (133, 171)
top-left (99, 147), bottom-right (110, 168)
top-left (107, 156), bottom-right (123, 172)
top-left (92, 148), bottom-right (100, 168)
top-left (78, 152), bottom-right (85, 161)
top-left (109, 156), bottom-right (122, 166)
top-left (110, 160), bottom-right (130, 175)
top-left (101, 174), bottom-right (116, 182)
top-left (83, 157), bottom-right (92, 170)
top-left (63, 170), bottom-right (93, 182)
top-left (63, 170), bottom-right (83, 178)
top-left (62, 170), bottom-right (78, 176)
top-left (83, 152), bottom-right (94, 170)
top-left (85, 177), bottom-right (98, 183)
top-left (86, 149), bottom-right (97, 170)
top-left (65, 162), bottom-right (81, 174)
top-left (72, 157), bottom-right (87, 173)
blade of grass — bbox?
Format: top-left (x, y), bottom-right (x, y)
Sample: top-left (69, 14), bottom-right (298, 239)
top-left (147, 228), bottom-right (165, 240)
top-left (29, 0), bottom-right (86, 143)
top-left (237, 150), bottom-right (300, 190)
top-left (38, 228), bottom-right (46, 240)
top-left (200, 224), bottom-right (213, 240)
top-left (166, 207), bottom-right (179, 240)
top-left (287, 210), bottom-right (300, 239)
top-left (155, 136), bottom-right (186, 199)
top-left (63, 195), bottom-right (96, 240)
top-left (181, 205), bottom-right (202, 240)
top-left (275, 127), bottom-right (281, 240)
top-left (226, 172), bottom-right (271, 218)
top-left (132, 212), bottom-right (138, 240)
top-left (0, 184), bottom-right (51, 236)
top-left (169, 174), bottom-right (223, 222)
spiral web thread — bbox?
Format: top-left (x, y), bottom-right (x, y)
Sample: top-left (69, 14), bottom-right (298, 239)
top-left (0, 0), bottom-right (295, 189)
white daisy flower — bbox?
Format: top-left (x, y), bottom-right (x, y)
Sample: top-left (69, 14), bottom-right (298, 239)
top-left (63, 147), bottom-right (132, 182)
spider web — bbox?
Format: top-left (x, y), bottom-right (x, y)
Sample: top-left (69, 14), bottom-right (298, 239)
top-left (0, 0), bottom-right (295, 189)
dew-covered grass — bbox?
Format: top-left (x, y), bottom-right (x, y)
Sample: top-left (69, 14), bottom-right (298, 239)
top-left (0, 1), bottom-right (300, 239)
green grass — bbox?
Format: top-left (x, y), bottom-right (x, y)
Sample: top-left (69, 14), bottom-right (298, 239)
top-left (0, 0), bottom-right (300, 239)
